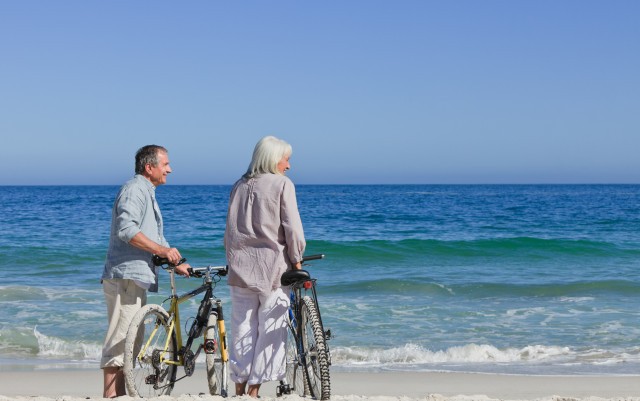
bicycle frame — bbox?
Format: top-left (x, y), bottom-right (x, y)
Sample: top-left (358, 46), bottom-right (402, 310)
top-left (288, 255), bottom-right (330, 347)
top-left (143, 266), bottom-right (228, 369)
top-left (289, 277), bottom-right (331, 359)
top-left (291, 280), bottom-right (327, 331)
top-left (163, 283), bottom-right (207, 366)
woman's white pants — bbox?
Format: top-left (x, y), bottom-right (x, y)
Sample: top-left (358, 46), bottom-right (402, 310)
top-left (229, 286), bottom-right (290, 385)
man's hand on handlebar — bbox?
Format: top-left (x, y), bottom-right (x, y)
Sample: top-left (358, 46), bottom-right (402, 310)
top-left (175, 262), bottom-right (191, 278)
top-left (153, 252), bottom-right (191, 277)
top-left (159, 247), bottom-right (191, 276)
top-left (157, 247), bottom-right (183, 266)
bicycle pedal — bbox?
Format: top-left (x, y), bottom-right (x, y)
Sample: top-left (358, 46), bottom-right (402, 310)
top-left (276, 383), bottom-right (292, 397)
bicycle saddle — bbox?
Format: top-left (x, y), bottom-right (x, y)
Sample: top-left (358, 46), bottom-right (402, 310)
top-left (281, 269), bottom-right (311, 286)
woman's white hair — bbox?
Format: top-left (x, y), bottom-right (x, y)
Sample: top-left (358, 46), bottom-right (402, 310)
top-left (244, 136), bottom-right (293, 179)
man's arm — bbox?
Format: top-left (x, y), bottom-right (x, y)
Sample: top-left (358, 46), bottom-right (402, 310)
top-left (129, 232), bottom-right (191, 276)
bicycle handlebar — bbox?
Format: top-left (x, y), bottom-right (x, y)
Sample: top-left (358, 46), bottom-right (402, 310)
top-left (152, 255), bottom-right (186, 267)
top-left (301, 254), bottom-right (324, 263)
top-left (152, 255), bottom-right (228, 277)
top-left (189, 265), bottom-right (228, 278)
top-left (153, 253), bottom-right (321, 277)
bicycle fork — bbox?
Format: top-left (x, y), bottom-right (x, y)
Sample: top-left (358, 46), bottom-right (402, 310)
top-left (204, 300), bottom-right (229, 363)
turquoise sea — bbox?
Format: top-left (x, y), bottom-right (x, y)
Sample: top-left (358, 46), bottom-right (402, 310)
top-left (1, 184), bottom-right (639, 375)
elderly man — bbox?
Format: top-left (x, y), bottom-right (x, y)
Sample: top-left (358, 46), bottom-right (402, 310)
top-left (100, 145), bottom-right (191, 398)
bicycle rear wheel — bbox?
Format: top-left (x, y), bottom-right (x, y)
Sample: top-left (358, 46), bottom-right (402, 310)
top-left (205, 312), bottom-right (229, 396)
top-left (123, 304), bottom-right (177, 397)
top-left (300, 296), bottom-right (331, 400)
top-left (284, 315), bottom-right (308, 396)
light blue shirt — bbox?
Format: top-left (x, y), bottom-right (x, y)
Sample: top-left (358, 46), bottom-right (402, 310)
top-left (101, 174), bottom-right (169, 292)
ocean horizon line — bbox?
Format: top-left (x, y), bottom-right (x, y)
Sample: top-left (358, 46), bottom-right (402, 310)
top-left (1, 182), bottom-right (640, 187)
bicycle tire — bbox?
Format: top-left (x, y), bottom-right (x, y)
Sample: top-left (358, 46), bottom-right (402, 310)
top-left (300, 296), bottom-right (331, 400)
top-left (123, 304), bottom-right (178, 397)
top-left (285, 316), bottom-right (308, 396)
top-left (205, 313), bottom-right (229, 396)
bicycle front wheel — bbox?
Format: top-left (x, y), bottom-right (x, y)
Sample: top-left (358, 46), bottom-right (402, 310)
top-left (300, 296), bottom-right (331, 400)
top-left (123, 304), bottom-right (178, 397)
top-left (205, 312), bottom-right (228, 396)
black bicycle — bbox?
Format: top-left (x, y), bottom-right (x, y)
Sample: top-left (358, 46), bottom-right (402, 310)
top-left (123, 256), bottom-right (229, 397)
top-left (277, 254), bottom-right (332, 400)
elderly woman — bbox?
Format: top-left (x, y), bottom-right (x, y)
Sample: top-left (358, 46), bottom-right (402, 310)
top-left (224, 136), bottom-right (306, 398)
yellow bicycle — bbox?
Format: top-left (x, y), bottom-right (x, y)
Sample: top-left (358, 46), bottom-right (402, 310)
top-left (123, 256), bottom-right (229, 397)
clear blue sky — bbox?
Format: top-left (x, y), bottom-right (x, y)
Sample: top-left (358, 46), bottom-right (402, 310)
top-left (1, 1), bottom-right (638, 185)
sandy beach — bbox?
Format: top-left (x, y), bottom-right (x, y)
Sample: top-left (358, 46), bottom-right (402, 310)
top-left (1, 369), bottom-right (639, 401)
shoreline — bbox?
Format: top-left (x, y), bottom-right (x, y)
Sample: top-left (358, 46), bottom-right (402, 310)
top-left (1, 369), bottom-right (639, 400)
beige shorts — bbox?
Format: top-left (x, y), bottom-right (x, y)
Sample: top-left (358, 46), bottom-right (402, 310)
top-left (100, 279), bottom-right (147, 368)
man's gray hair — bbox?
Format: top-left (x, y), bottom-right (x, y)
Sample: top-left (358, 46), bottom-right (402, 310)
top-left (135, 145), bottom-right (168, 174)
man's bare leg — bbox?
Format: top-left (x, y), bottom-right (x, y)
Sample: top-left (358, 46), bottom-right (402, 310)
top-left (103, 367), bottom-right (126, 398)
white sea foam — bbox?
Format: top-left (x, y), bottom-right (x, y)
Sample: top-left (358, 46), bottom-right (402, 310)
top-left (33, 327), bottom-right (101, 361)
top-left (434, 283), bottom-right (455, 295)
top-left (558, 296), bottom-right (595, 303)
top-left (505, 307), bottom-right (546, 318)
top-left (69, 310), bottom-right (103, 319)
top-left (332, 343), bottom-right (575, 367)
